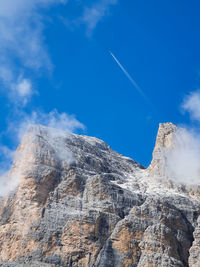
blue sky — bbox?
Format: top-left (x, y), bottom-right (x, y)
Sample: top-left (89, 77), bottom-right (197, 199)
top-left (1, 0), bottom-right (200, 169)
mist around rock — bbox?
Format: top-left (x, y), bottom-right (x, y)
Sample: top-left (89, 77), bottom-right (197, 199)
top-left (165, 127), bottom-right (200, 185)
top-left (163, 90), bottom-right (200, 185)
top-left (0, 118), bottom-right (200, 266)
top-left (0, 109), bottom-right (84, 196)
top-left (1, 90), bottom-right (200, 197)
top-left (0, 98), bottom-right (200, 265)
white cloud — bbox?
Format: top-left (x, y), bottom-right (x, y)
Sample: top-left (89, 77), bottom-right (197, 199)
top-left (0, 66), bottom-right (13, 84)
top-left (0, 66), bottom-right (34, 105)
top-left (181, 90), bottom-right (200, 121)
top-left (0, 109), bottom-right (84, 196)
top-left (61, 0), bottom-right (118, 35)
top-left (165, 127), bottom-right (200, 185)
top-left (0, 0), bottom-right (67, 18)
top-left (81, 0), bottom-right (117, 35)
top-left (0, 0), bottom-right (67, 104)
top-left (0, 172), bottom-right (21, 197)
top-left (42, 110), bottom-right (85, 133)
top-left (0, 0), bottom-right (61, 70)
top-left (12, 109), bottom-right (85, 142)
top-left (0, 145), bottom-right (18, 196)
top-left (0, 0), bottom-right (117, 104)
top-left (13, 78), bottom-right (34, 106)
top-left (0, 145), bottom-right (14, 175)
top-left (16, 79), bottom-right (33, 98)
top-left (3, 109), bottom-right (84, 160)
top-left (162, 90), bottom-right (200, 185)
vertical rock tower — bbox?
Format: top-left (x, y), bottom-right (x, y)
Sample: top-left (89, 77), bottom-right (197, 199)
top-left (148, 122), bottom-right (177, 179)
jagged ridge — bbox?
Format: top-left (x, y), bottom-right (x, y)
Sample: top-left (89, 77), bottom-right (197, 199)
top-left (0, 123), bottom-right (199, 266)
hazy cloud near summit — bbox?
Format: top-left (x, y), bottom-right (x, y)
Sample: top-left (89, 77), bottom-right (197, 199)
top-left (165, 127), bottom-right (200, 185)
top-left (163, 90), bottom-right (200, 185)
top-left (0, 109), bottom-right (85, 195)
top-left (181, 90), bottom-right (200, 122)
top-left (1, 109), bottom-right (85, 159)
top-left (6, 109), bottom-right (85, 144)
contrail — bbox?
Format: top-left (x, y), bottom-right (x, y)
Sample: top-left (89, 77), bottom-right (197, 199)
top-left (109, 51), bottom-right (150, 103)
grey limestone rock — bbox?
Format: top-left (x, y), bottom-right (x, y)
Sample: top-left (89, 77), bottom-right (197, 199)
top-left (0, 123), bottom-right (199, 266)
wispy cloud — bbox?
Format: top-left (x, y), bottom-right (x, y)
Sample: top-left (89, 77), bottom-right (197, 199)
top-left (0, 0), bottom-right (67, 69)
top-left (0, 0), bottom-right (67, 105)
top-left (61, 0), bottom-right (118, 36)
top-left (0, 66), bottom-right (34, 106)
top-left (0, 0), bottom-right (117, 104)
top-left (6, 109), bottom-right (85, 144)
top-left (0, 109), bottom-right (85, 195)
top-left (162, 90), bottom-right (200, 185)
top-left (0, 146), bottom-right (15, 176)
top-left (181, 90), bottom-right (200, 122)
top-left (165, 127), bottom-right (200, 185)
top-left (81, 0), bottom-right (117, 35)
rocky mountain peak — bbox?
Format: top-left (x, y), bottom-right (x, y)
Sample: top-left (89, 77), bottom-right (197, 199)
top-left (148, 122), bottom-right (177, 179)
top-left (0, 123), bottom-right (200, 266)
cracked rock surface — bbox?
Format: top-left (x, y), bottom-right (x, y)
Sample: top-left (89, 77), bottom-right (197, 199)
top-left (0, 123), bottom-right (200, 266)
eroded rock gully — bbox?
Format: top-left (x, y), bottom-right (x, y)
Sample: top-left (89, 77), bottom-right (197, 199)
top-left (0, 123), bottom-right (200, 266)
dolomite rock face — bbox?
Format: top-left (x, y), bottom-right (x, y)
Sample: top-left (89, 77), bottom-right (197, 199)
top-left (0, 123), bottom-right (200, 267)
top-left (189, 215), bottom-right (200, 266)
top-left (148, 122), bottom-right (177, 179)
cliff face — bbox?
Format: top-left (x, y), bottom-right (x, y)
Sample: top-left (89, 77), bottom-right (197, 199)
top-left (148, 122), bottom-right (177, 179)
top-left (0, 123), bottom-right (200, 266)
